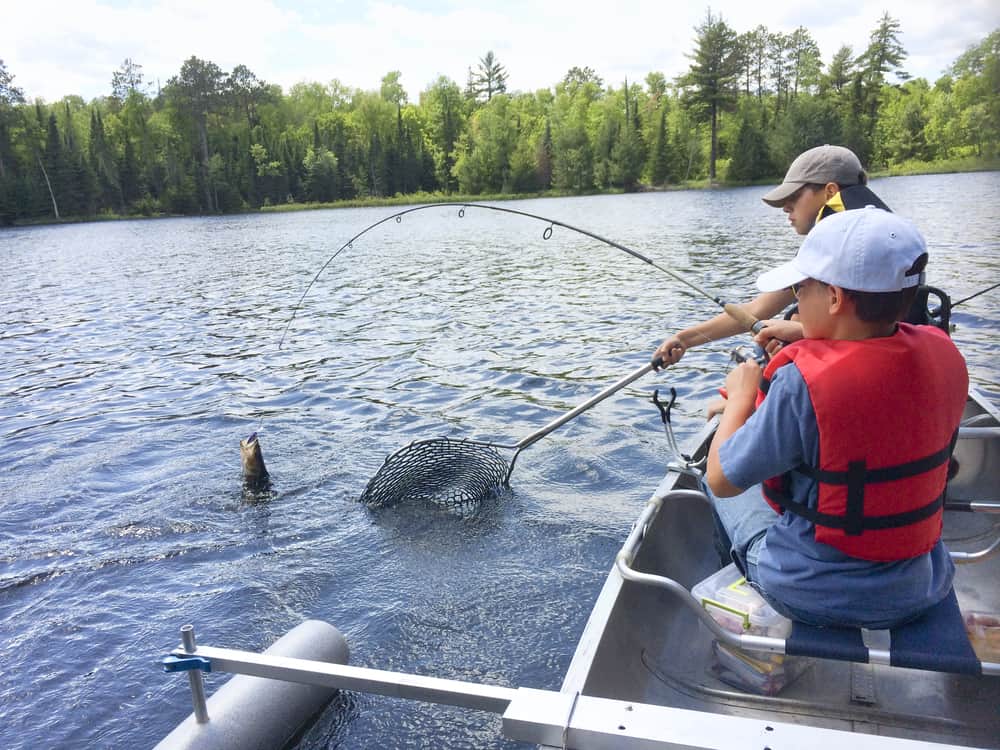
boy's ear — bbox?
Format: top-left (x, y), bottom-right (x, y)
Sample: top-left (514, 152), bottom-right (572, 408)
top-left (828, 284), bottom-right (849, 315)
top-left (823, 182), bottom-right (840, 200)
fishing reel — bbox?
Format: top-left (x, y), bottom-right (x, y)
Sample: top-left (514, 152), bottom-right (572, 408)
top-left (730, 344), bottom-right (768, 367)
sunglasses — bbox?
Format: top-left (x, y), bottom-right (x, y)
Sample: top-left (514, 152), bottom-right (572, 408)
top-left (790, 279), bottom-right (828, 299)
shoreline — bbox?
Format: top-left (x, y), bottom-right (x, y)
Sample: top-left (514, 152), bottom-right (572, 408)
top-left (6, 159), bottom-right (999, 228)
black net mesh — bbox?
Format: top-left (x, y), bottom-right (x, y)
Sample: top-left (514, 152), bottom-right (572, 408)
top-left (358, 438), bottom-right (511, 509)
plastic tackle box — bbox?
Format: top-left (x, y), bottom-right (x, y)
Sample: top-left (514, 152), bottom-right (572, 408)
top-left (693, 563), bottom-right (809, 695)
top-left (692, 562), bottom-right (792, 638)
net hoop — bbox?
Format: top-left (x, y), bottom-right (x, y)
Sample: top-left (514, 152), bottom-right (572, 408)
top-left (359, 437), bottom-right (511, 509)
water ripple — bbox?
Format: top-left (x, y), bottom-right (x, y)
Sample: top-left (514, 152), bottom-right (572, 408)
top-left (0, 174), bottom-right (997, 750)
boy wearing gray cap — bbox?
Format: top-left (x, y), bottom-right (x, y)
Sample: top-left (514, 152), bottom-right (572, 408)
top-left (759, 144), bottom-right (888, 231)
top-left (652, 145), bottom-right (889, 366)
top-left (704, 208), bottom-right (967, 628)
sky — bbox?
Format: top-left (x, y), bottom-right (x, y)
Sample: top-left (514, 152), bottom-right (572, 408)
top-left (3, 0), bottom-right (999, 104)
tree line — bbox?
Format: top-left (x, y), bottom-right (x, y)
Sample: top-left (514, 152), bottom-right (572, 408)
top-left (0, 12), bottom-right (997, 224)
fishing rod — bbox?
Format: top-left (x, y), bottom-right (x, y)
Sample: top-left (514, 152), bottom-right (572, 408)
top-left (277, 202), bottom-right (764, 351)
top-left (952, 281), bottom-right (1000, 308)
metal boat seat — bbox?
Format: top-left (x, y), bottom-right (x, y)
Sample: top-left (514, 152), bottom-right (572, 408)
top-left (785, 589), bottom-right (982, 675)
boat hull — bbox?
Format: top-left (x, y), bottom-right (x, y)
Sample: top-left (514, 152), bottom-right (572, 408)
top-left (561, 390), bottom-right (1000, 748)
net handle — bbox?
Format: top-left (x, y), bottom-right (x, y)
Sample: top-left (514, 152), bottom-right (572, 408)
top-left (514, 360), bottom-right (658, 452)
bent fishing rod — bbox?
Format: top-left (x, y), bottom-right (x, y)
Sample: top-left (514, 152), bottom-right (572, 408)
top-left (952, 281), bottom-right (1000, 308)
top-left (277, 202), bottom-right (764, 351)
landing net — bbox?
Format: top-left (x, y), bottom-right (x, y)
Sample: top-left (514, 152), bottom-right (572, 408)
top-left (358, 437), bottom-right (511, 509)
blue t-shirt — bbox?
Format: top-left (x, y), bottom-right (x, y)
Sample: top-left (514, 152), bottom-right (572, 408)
top-left (719, 362), bottom-right (955, 629)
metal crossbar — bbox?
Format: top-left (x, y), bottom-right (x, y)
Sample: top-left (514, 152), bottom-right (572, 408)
top-left (161, 630), bottom-right (977, 750)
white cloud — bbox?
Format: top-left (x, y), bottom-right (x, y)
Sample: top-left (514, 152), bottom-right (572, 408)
top-left (4, 0), bottom-right (300, 99)
top-left (2, 0), bottom-right (997, 103)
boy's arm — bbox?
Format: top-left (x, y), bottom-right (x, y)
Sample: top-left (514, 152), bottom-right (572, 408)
top-left (653, 290), bottom-right (794, 366)
top-left (707, 361), bottom-right (762, 497)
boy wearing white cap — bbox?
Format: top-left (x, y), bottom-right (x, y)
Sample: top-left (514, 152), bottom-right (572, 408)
top-left (704, 208), bottom-right (968, 629)
top-left (652, 145), bottom-right (890, 366)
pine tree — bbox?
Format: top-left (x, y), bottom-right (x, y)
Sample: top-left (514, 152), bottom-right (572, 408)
top-left (649, 107), bottom-right (671, 185)
top-left (120, 137), bottom-right (140, 208)
top-left (824, 46), bottom-right (856, 96)
top-left (678, 10), bottom-right (740, 180)
top-left (166, 56), bottom-right (225, 211)
top-left (858, 13), bottom-right (908, 157)
top-left (89, 109), bottom-right (118, 212)
top-left (60, 102), bottom-right (96, 216)
top-left (467, 51), bottom-right (509, 103)
top-left (535, 118), bottom-right (553, 190)
top-left (611, 80), bottom-right (645, 191)
top-left (726, 109), bottom-right (771, 181)
top-left (0, 59), bottom-right (26, 222)
top-left (41, 112), bottom-right (66, 218)
top-left (111, 58), bottom-right (145, 104)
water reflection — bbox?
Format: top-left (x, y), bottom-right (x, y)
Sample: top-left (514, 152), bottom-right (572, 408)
top-left (0, 172), bottom-right (996, 750)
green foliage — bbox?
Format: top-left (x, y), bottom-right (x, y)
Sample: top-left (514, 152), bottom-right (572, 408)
top-left (877, 80), bottom-right (933, 163)
top-left (421, 76), bottom-right (467, 192)
top-left (678, 9), bottom-right (741, 179)
top-left (550, 78), bottom-right (596, 191)
top-left (768, 95), bottom-right (844, 168)
top-left (453, 94), bottom-right (516, 193)
top-left (0, 22), bottom-right (996, 224)
top-left (726, 101), bottom-right (774, 181)
top-left (823, 45), bottom-right (856, 97)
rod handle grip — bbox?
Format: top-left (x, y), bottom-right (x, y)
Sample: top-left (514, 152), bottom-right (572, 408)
top-left (723, 303), bottom-right (762, 333)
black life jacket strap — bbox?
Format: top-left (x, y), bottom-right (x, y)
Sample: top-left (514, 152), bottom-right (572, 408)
top-left (795, 430), bottom-right (958, 486)
top-left (763, 483), bottom-right (945, 533)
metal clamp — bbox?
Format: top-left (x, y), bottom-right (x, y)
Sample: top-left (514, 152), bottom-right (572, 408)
top-left (652, 388), bottom-right (685, 458)
top-left (167, 624), bottom-right (211, 724)
top-left (162, 654), bottom-right (212, 673)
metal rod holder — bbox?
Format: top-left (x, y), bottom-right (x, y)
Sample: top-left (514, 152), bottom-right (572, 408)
top-left (180, 624), bottom-right (210, 724)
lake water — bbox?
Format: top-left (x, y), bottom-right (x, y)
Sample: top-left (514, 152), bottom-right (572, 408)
top-left (1, 173), bottom-right (997, 749)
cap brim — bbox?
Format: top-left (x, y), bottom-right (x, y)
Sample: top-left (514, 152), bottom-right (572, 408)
top-left (757, 261), bottom-right (808, 293)
top-left (761, 181), bottom-right (802, 207)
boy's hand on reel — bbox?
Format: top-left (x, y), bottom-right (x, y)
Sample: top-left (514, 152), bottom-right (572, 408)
top-left (753, 319), bottom-right (803, 357)
top-left (723, 360), bottom-right (762, 406)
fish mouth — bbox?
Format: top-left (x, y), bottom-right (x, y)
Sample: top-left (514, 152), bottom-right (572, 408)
top-left (241, 431), bottom-right (259, 448)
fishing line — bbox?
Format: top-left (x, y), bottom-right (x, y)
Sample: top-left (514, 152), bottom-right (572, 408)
top-left (273, 202), bottom-right (766, 506)
top-left (276, 202), bottom-right (763, 351)
top-left (951, 281), bottom-right (1000, 308)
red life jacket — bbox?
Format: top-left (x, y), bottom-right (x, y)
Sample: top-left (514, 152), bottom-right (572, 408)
top-left (756, 324), bottom-right (967, 562)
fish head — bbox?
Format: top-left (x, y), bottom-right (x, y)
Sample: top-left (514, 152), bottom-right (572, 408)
top-left (240, 431), bottom-right (269, 481)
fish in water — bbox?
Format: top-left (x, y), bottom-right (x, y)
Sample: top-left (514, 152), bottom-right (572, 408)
top-left (240, 431), bottom-right (270, 489)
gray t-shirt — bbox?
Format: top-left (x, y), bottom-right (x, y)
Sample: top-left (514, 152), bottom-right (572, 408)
top-left (720, 363), bottom-right (955, 629)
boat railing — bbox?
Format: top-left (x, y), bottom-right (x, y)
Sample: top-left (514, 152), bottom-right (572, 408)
top-left (951, 534), bottom-right (1000, 563)
top-left (949, 410), bottom-right (1000, 559)
top-left (614, 489), bottom-right (787, 657)
top-left (614, 490), bottom-right (1000, 677)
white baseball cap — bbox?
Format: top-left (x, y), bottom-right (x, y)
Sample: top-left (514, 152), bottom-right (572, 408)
top-left (756, 207), bottom-right (927, 293)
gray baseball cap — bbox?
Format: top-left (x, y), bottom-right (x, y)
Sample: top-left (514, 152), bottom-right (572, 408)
top-left (762, 145), bottom-right (867, 207)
